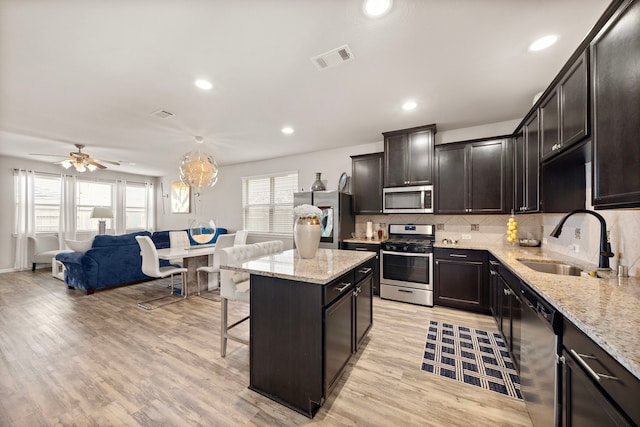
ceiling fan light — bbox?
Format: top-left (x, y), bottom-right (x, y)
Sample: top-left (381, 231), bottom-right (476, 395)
top-left (61, 160), bottom-right (72, 169)
top-left (87, 164), bottom-right (97, 172)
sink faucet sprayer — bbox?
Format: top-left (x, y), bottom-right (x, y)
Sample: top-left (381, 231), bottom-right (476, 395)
top-left (549, 209), bottom-right (614, 270)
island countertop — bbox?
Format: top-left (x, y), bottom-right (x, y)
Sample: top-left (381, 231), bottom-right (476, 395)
top-left (222, 248), bottom-right (376, 285)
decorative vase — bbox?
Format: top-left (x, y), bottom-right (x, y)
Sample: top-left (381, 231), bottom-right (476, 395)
top-left (310, 172), bottom-right (326, 191)
top-left (294, 216), bottom-right (321, 259)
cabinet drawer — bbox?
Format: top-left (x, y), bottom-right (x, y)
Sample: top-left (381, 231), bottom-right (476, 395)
top-left (342, 242), bottom-right (380, 252)
top-left (324, 272), bottom-right (354, 307)
top-left (436, 248), bottom-right (486, 262)
top-left (563, 319), bottom-right (640, 424)
top-left (355, 258), bottom-right (375, 283)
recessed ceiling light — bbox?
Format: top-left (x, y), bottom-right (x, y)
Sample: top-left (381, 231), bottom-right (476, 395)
top-left (281, 127), bottom-right (294, 134)
top-left (194, 79), bottom-right (213, 90)
top-left (402, 101), bottom-right (417, 111)
top-left (363, 0), bottom-right (392, 18)
top-left (529, 35), bottom-right (558, 52)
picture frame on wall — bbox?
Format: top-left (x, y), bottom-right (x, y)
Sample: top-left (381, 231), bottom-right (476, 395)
top-left (171, 181), bottom-right (190, 213)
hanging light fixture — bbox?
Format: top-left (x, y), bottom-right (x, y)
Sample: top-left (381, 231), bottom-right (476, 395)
top-left (178, 136), bottom-right (219, 195)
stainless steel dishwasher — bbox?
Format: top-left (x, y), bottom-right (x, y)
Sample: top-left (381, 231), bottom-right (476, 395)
top-left (519, 282), bottom-right (562, 427)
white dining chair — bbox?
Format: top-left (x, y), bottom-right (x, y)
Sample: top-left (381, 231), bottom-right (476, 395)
top-left (195, 233), bottom-right (236, 298)
top-left (136, 235), bottom-right (188, 310)
top-left (169, 230), bottom-right (190, 266)
top-left (217, 240), bottom-right (284, 357)
top-left (234, 230), bottom-right (249, 245)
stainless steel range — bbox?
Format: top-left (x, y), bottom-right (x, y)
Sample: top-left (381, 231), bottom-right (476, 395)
top-left (380, 224), bottom-right (434, 306)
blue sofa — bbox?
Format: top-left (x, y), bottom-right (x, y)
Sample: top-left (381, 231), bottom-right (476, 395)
top-left (56, 228), bottom-right (227, 294)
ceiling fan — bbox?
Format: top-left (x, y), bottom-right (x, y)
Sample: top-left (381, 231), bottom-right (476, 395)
top-left (30, 144), bottom-right (120, 172)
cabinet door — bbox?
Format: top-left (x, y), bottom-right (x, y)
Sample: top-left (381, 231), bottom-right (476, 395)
top-left (513, 130), bottom-right (525, 212)
top-left (524, 113), bottom-right (540, 212)
top-left (434, 144), bottom-right (466, 214)
top-left (499, 277), bottom-right (512, 349)
top-left (592, 0), bottom-right (640, 209)
top-left (351, 153), bottom-right (383, 214)
top-left (324, 290), bottom-right (354, 394)
top-left (354, 275), bottom-right (373, 351)
top-left (468, 139), bottom-right (510, 213)
top-left (435, 259), bottom-right (484, 311)
top-left (384, 134), bottom-right (408, 187)
top-left (540, 90), bottom-right (560, 160)
top-left (407, 130), bottom-right (434, 185)
top-left (562, 350), bottom-right (633, 427)
top-left (510, 291), bottom-right (522, 371)
top-left (560, 50), bottom-right (589, 149)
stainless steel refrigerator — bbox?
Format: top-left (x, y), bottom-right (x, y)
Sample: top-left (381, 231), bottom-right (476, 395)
top-left (293, 191), bottom-right (354, 249)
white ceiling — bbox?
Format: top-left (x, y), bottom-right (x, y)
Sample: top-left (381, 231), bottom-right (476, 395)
top-left (0, 0), bottom-right (610, 177)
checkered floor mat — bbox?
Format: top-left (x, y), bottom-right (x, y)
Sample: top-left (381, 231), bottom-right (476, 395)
top-left (421, 320), bottom-right (522, 400)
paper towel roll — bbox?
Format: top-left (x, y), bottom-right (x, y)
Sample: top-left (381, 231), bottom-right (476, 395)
top-left (366, 221), bottom-right (373, 239)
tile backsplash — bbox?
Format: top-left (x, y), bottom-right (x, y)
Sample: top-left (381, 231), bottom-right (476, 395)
top-left (355, 210), bottom-right (640, 277)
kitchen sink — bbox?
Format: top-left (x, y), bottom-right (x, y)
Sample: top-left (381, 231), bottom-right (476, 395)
top-left (518, 259), bottom-right (583, 276)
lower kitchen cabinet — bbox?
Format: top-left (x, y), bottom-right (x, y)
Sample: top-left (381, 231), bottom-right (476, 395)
top-left (354, 263), bottom-right (373, 351)
top-left (342, 242), bottom-right (380, 296)
top-left (561, 319), bottom-right (639, 426)
top-left (434, 248), bottom-right (489, 313)
top-left (489, 257), bottom-right (522, 370)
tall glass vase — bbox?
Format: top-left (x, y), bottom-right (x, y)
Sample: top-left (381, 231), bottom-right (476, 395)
top-left (294, 216), bottom-right (321, 259)
top-left (311, 173), bottom-right (326, 191)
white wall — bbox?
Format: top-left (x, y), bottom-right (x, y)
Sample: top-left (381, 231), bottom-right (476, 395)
top-left (435, 119), bottom-right (521, 145)
top-left (0, 155), bottom-right (159, 271)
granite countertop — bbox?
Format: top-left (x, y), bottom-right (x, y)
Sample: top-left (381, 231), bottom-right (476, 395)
top-left (342, 238), bottom-right (387, 245)
top-left (434, 242), bottom-right (640, 381)
top-left (223, 248), bottom-right (376, 285)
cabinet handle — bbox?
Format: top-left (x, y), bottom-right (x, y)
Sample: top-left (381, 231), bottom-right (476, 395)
top-left (489, 261), bottom-right (500, 267)
top-left (335, 282), bottom-right (351, 292)
top-left (569, 349), bottom-right (619, 382)
top-left (503, 288), bottom-right (511, 296)
top-left (354, 248), bottom-right (368, 251)
top-left (358, 267), bottom-right (372, 274)
top-left (449, 254), bottom-right (468, 258)
top-left (398, 289), bottom-right (414, 293)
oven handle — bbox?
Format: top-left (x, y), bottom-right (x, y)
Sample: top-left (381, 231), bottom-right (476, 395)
top-left (380, 250), bottom-right (432, 258)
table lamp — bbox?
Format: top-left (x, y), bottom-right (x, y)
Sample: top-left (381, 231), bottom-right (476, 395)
top-left (91, 207), bottom-right (113, 234)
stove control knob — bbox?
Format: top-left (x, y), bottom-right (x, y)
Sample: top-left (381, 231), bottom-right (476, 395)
top-left (403, 245), bottom-right (408, 251)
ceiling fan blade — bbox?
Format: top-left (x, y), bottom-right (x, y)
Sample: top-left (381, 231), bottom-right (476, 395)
top-left (86, 159), bottom-right (107, 169)
top-left (93, 158), bottom-right (120, 166)
top-left (29, 153), bottom-right (70, 159)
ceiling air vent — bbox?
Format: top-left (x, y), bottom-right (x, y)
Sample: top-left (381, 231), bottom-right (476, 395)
top-left (311, 45), bottom-right (354, 71)
top-left (151, 109), bottom-right (175, 119)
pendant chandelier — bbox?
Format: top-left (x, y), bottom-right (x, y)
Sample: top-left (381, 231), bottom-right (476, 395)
top-left (178, 136), bottom-right (218, 195)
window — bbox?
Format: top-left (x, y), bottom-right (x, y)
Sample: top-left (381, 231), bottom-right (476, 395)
top-left (34, 174), bottom-right (62, 233)
top-left (242, 171), bottom-right (298, 235)
top-left (125, 183), bottom-right (147, 230)
top-left (77, 181), bottom-right (113, 231)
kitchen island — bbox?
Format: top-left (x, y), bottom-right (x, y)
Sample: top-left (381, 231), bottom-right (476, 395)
top-left (222, 248), bottom-right (376, 418)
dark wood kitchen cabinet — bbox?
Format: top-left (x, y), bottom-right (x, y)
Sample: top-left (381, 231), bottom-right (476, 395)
top-left (342, 242), bottom-right (380, 296)
top-left (514, 113), bottom-right (540, 213)
top-left (383, 124), bottom-right (436, 187)
top-left (435, 248), bottom-right (489, 313)
top-left (351, 152), bottom-right (383, 214)
top-left (540, 50), bottom-right (590, 161)
top-left (489, 257), bottom-right (522, 370)
top-left (435, 137), bottom-right (512, 214)
top-left (561, 318), bottom-right (640, 426)
top-left (591, 0), bottom-right (640, 209)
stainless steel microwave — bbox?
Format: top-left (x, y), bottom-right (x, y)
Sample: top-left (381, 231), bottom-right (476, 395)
top-left (383, 185), bottom-right (433, 213)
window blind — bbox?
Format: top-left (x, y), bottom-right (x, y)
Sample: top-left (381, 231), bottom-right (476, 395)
top-left (242, 171), bottom-right (298, 235)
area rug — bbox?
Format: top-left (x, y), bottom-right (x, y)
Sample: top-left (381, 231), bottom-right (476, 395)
top-left (421, 320), bottom-right (522, 399)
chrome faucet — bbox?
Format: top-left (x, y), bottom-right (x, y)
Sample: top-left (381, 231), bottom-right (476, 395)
top-left (550, 209), bottom-right (614, 270)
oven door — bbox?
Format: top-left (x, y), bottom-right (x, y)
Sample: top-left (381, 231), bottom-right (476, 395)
top-left (380, 250), bottom-right (433, 290)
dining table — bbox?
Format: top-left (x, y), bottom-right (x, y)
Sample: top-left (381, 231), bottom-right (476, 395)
top-left (155, 244), bottom-right (217, 296)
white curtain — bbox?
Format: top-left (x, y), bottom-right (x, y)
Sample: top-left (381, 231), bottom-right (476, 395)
top-left (14, 169), bottom-right (35, 269)
top-left (145, 181), bottom-right (155, 231)
top-left (58, 174), bottom-right (77, 247)
top-left (115, 179), bottom-right (127, 235)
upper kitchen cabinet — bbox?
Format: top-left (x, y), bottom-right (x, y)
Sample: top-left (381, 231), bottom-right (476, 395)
top-left (540, 50), bottom-right (590, 161)
top-left (514, 113), bottom-right (540, 213)
top-left (383, 124), bottom-right (437, 187)
top-left (351, 152), bottom-right (383, 214)
top-left (591, 0), bottom-right (640, 209)
top-left (435, 137), bottom-right (512, 214)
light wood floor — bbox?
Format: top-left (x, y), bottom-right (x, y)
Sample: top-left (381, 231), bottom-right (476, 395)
top-left (0, 269), bottom-right (533, 427)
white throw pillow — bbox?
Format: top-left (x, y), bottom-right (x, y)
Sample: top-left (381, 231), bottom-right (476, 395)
top-left (65, 237), bottom-right (94, 252)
